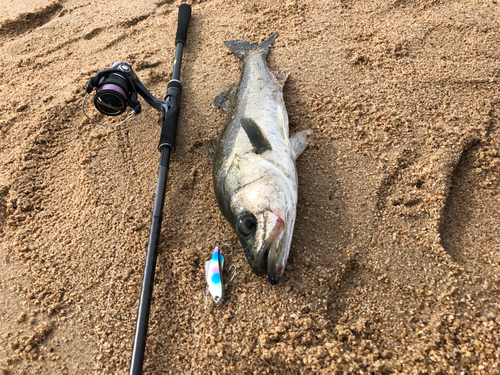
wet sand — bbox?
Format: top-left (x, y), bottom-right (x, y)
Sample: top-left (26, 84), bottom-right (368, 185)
top-left (0, 0), bottom-right (499, 373)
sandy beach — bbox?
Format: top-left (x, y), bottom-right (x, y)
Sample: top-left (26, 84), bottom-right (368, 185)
top-left (0, 0), bottom-right (499, 373)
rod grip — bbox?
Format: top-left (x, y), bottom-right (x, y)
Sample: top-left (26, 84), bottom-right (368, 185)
top-left (175, 4), bottom-right (191, 45)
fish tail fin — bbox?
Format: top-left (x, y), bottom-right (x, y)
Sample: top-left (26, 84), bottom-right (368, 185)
top-left (224, 32), bottom-right (279, 60)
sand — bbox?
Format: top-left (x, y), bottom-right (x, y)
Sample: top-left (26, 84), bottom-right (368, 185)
top-left (0, 0), bottom-right (499, 373)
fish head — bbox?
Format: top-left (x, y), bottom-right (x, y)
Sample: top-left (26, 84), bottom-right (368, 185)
top-left (226, 154), bottom-right (296, 284)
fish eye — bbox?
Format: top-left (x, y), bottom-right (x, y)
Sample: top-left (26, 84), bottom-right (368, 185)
top-left (238, 214), bottom-right (257, 236)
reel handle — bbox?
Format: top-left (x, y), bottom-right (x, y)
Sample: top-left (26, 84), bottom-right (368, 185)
top-left (175, 4), bottom-right (191, 45)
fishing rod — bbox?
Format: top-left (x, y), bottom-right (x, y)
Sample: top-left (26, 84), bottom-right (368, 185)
top-left (82, 4), bottom-right (191, 374)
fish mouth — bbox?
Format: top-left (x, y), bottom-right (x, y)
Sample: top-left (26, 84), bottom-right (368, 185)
top-left (251, 213), bottom-right (285, 283)
top-left (256, 246), bottom-right (270, 276)
top-left (266, 233), bottom-right (285, 285)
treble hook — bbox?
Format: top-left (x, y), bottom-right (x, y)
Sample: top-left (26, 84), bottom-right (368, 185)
top-left (225, 264), bottom-right (245, 289)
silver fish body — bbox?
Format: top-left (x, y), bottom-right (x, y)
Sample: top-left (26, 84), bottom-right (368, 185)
top-left (212, 33), bottom-right (312, 284)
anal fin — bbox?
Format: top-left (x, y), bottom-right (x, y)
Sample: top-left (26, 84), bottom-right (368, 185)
top-left (240, 118), bottom-right (272, 154)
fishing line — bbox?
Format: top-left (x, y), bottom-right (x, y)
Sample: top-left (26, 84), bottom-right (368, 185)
top-left (94, 119), bottom-right (138, 374)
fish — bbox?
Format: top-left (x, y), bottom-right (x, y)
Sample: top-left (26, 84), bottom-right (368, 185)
top-left (211, 33), bottom-right (313, 285)
top-left (205, 245), bottom-right (225, 306)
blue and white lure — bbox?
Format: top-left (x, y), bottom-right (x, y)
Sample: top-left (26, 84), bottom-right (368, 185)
top-left (205, 243), bottom-right (245, 306)
top-left (205, 245), bottom-right (225, 306)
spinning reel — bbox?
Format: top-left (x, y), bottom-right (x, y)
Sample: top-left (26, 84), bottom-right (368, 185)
top-left (83, 62), bottom-right (182, 145)
top-left (88, 61), bottom-right (141, 115)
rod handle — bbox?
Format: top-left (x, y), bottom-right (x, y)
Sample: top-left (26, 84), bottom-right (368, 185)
top-left (175, 4), bottom-right (191, 45)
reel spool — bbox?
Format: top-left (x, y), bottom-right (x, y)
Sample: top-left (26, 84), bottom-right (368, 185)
top-left (83, 61), bottom-right (141, 127)
top-left (94, 74), bottom-right (130, 116)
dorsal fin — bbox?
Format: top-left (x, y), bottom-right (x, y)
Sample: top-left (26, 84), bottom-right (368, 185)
top-left (213, 84), bottom-right (235, 112)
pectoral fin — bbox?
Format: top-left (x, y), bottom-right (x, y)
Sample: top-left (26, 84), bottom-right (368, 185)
top-left (240, 118), bottom-right (272, 154)
top-left (290, 129), bottom-right (313, 159)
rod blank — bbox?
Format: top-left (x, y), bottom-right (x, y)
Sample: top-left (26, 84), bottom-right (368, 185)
top-left (129, 4), bottom-right (191, 374)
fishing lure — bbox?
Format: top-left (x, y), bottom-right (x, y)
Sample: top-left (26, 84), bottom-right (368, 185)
top-left (205, 243), bottom-right (245, 306)
top-left (205, 245), bottom-right (225, 306)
